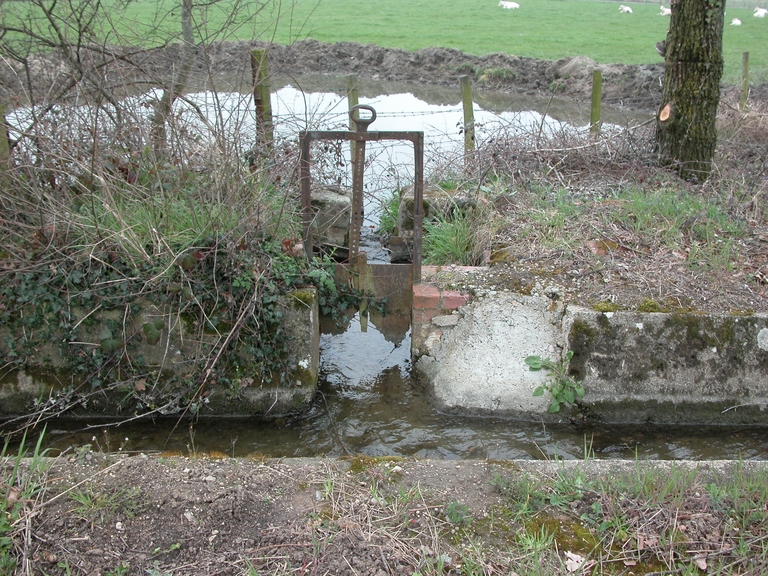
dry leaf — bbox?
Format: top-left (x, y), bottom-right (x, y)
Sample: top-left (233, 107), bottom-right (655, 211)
top-left (623, 559), bottom-right (637, 566)
top-left (694, 556), bottom-right (708, 570)
top-left (565, 551), bottom-right (585, 573)
top-left (134, 379), bottom-right (147, 392)
top-left (586, 240), bottom-right (607, 255)
top-left (4, 485), bottom-right (21, 509)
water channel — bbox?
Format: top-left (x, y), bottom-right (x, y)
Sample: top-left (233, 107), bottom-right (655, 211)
top-left (9, 78), bottom-right (768, 461)
top-left (40, 312), bottom-right (768, 461)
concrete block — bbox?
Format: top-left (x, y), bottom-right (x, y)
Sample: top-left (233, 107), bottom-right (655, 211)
top-left (568, 308), bottom-right (768, 424)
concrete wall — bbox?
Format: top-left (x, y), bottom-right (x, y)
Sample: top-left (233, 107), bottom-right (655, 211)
top-left (412, 268), bottom-right (768, 424)
top-left (0, 289), bottom-right (320, 419)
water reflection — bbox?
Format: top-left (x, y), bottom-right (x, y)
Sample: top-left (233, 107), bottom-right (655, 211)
top-left (32, 314), bottom-right (768, 461)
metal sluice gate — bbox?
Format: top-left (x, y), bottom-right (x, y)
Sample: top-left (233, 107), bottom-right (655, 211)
top-left (299, 105), bottom-right (424, 323)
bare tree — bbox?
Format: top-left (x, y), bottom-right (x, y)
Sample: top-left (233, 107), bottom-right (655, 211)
top-left (655, 0), bottom-right (725, 181)
top-left (150, 0), bottom-right (196, 155)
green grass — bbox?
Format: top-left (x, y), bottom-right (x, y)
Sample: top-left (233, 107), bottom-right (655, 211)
top-left (519, 184), bottom-right (750, 272)
top-left (262, 0), bottom-right (764, 83)
top-left (4, 0), bottom-right (764, 83)
top-left (1, 430), bottom-right (50, 574)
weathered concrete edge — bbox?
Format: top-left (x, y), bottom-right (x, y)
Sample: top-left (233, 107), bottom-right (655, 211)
top-left (412, 281), bottom-right (768, 425)
top-left (0, 289), bottom-right (320, 419)
top-left (568, 307), bottom-right (768, 424)
top-left (37, 455), bottom-right (768, 479)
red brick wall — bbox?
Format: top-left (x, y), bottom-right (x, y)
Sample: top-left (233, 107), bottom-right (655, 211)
top-left (411, 269), bottom-right (473, 357)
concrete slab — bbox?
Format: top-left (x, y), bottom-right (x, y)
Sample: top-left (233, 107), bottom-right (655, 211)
top-left (413, 291), bottom-right (768, 425)
top-left (416, 292), bottom-right (568, 416)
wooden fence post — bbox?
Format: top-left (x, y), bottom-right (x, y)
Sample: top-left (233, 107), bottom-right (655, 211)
top-left (347, 75), bottom-right (359, 163)
top-left (459, 75), bottom-right (475, 161)
top-left (250, 50), bottom-right (274, 154)
top-left (740, 52), bottom-right (749, 111)
top-left (590, 69), bottom-right (602, 134)
top-left (0, 105), bottom-right (10, 185)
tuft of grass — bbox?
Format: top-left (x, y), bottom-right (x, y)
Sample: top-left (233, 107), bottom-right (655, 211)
top-left (70, 486), bottom-right (147, 522)
top-left (375, 190), bottom-right (401, 237)
top-left (1, 429), bottom-right (50, 574)
top-left (423, 214), bottom-right (474, 266)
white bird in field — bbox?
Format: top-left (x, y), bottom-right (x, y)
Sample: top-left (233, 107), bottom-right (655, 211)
top-left (754, 7), bottom-right (767, 17)
top-left (499, 1), bottom-right (519, 9)
top-left (658, 6), bottom-right (671, 15)
top-left (619, 5), bottom-right (633, 13)
top-left (731, 17), bottom-right (742, 25)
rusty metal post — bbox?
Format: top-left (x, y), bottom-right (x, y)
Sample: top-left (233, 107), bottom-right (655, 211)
top-left (412, 132), bottom-right (423, 285)
top-left (349, 104), bottom-right (376, 261)
top-left (299, 133), bottom-right (314, 259)
top-left (347, 75), bottom-right (359, 163)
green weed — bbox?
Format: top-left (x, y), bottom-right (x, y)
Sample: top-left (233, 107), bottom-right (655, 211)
top-left (70, 486), bottom-right (146, 522)
top-left (375, 190), bottom-right (401, 237)
top-left (527, 351), bottom-right (585, 413)
top-left (1, 429), bottom-right (50, 574)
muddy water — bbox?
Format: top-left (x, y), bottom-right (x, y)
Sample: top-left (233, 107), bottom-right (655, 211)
top-left (40, 315), bottom-right (768, 461)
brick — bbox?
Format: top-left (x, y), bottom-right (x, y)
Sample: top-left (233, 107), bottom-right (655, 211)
top-left (413, 284), bottom-right (441, 309)
top-left (441, 290), bottom-right (471, 310)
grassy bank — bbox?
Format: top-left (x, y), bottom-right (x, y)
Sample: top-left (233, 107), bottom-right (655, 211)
top-left (2, 0), bottom-right (765, 82)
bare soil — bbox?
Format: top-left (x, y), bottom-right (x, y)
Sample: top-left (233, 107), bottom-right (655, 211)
top-left (13, 453), bottom-right (767, 576)
top-left (19, 455), bottom-right (508, 576)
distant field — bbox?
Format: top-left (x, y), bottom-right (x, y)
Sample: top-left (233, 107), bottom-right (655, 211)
top-left (258, 0), bottom-right (766, 83)
top-left (13, 0), bottom-right (768, 84)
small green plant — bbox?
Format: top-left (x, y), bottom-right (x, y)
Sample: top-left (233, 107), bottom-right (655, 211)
top-left (1, 429), bottom-right (50, 574)
top-left (491, 472), bottom-right (548, 519)
top-left (376, 190), bottom-right (401, 237)
top-left (481, 67), bottom-right (516, 82)
top-left (106, 563), bottom-right (131, 576)
top-left (526, 351), bottom-right (585, 413)
top-left (70, 486), bottom-right (145, 522)
top-left (445, 501), bottom-right (471, 525)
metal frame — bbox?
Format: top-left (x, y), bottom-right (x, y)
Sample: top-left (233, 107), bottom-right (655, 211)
top-left (299, 106), bottom-right (424, 284)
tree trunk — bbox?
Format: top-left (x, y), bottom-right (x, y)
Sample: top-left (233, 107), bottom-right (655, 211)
top-left (655, 0), bottom-right (724, 181)
top-left (151, 0), bottom-right (195, 156)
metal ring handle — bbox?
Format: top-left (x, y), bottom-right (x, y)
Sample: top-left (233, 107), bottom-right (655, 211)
top-left (350, 104), bottom-right (376, 130)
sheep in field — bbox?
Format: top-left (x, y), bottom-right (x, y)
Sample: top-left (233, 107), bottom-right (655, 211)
top-left (619, 5), bottom-right (633, 13)
top-left (499, 1), bottom-right (520, 9)
top-left (755, 7), bottom-right (768, 17)
top-left (731, 17), bottom-right (742, 25)
top-left (658, 6), bottom-right (671, 15)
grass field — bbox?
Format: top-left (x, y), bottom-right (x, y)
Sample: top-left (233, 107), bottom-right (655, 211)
top-left (5, 0), bottom-right (768, 83)
top-left (260, 0), bottom-right (766, 83)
